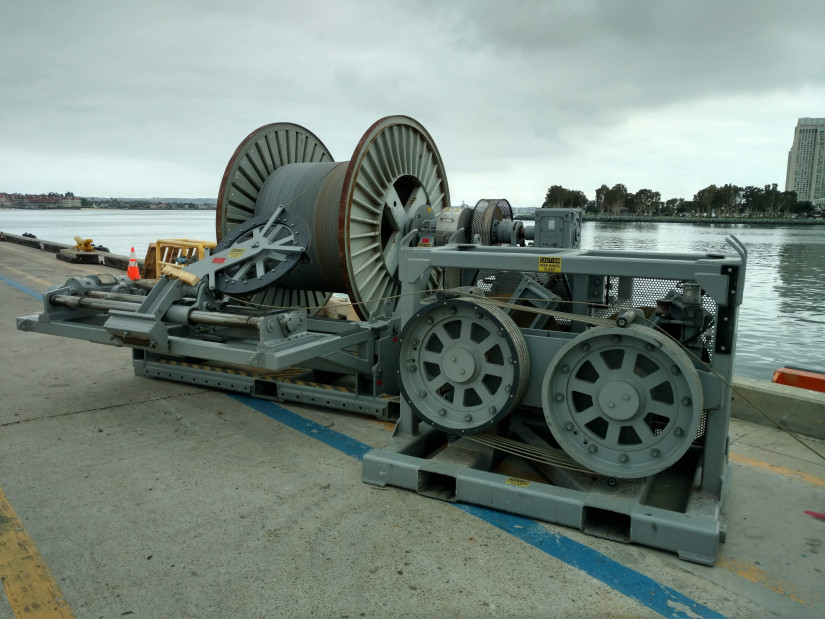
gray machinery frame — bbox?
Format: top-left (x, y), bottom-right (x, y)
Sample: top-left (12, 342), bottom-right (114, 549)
top-left (15, 116), bottom-right (747, 565)
top-left (362, 235), bottom-right (745, 565)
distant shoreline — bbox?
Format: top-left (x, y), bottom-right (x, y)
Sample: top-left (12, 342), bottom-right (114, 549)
top-left (0, 206), bottom-right (216, 211)
top-left (516, 213), bottom-right (825, 226)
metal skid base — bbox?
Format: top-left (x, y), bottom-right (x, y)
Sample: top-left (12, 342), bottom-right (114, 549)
top-left (134, 353), bottom-right (398, 420)
top-left (363, 416), bottom-right (728, 565)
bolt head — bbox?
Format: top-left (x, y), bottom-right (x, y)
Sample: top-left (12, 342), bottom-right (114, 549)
top-left (681, 397), bottom-right (692, 406)
top-left (613, 335), bottom-right (621, 343)
top-left (623, 394), bottom-right (630, 401)
top-left (608, 402), bottom-right (615, 408)
top-left (488, 406), bottom-right (496, 414)
top-left (419, 390), bottom-right (426, 397)
top-left (675, 427), bottom-right (684, 437)
top-left (645, 343), bottom-right (654, 351)
top-left (565, 422), bottom-right (574, 431)
top-left (619, 454), bottom-right (629, 463)
top-left (426, 318), bottom-right (434, 325)
top-left (651, 448), bottom-right (660, 457)
top-left (464, 414), bottom-right (473, 422)
top-left (439, 408), bottom-right (447, 416)
top-left (555, 393), bottom-right (564, 402)
top-left (504, 385), bottom-right (511, 392)
top-left (582, 343), bottom-right (591, 352)
top-left (561, 365), bottom-right (570, 373)
top-left (412, 338), bottom-right (419, 346)
top-left (671, 366), bottom-right (680, 375)
top-left (588, 445), bottom-right (598, 453)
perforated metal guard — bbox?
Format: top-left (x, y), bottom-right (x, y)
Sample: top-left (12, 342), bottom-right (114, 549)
top-left (592, 277), bottom-right (718, 359)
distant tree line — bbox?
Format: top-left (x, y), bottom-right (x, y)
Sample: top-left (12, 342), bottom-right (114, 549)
top-left (543, 183), bottom-right (818, 219)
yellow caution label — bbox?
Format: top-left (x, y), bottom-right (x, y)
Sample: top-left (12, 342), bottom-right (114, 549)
top-left (228, 248), bottom-right (245, 258)
top-left (538, 256), bottom-right (562, 273)
top-left (505, 477), bottom-right (531, 488)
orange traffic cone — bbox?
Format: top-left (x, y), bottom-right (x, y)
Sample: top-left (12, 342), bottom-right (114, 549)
top-left (127, 247), bottom-right (141, 281)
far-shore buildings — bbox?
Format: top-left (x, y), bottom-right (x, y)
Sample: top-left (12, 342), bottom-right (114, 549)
top-left (785, 117), bottom-right (825, 207)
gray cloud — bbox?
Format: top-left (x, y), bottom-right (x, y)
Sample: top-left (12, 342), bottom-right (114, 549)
top-left (1, 0), bottom-right (823, 203)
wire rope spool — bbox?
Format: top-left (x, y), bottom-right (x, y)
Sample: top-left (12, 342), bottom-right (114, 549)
top-left (542, 324), bottom-right (703, 478)
top-left (216, 123), bottom-right (334, 310)
top-left (215, 116), bottom-right (450, 318)
top-left (399, 299), bottom-right (530, 435)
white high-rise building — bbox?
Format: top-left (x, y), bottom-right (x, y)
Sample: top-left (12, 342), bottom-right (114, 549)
top-left (785, 117), bottom-right (825, 206)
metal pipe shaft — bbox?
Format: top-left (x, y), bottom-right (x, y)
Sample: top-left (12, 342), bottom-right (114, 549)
top-left (84, 290), bottom-right (149, 303)
top-left (50, 294), bottom-right (261, 329)
top-left (50, 295), bottom-right (140, 312)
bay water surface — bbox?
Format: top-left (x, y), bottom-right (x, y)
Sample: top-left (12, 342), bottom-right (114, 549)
top-left (2, 209), bottom-right (823, 381)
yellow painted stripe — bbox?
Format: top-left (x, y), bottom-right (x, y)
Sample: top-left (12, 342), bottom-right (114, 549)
top-left (730, 452), bottom-right (825, 488)
top-left (0, 264), bottom-right (53, 289)
top-left (716, 558), bottom-right (811, 607)
top-left (0, 486), bottom-right (73, 618)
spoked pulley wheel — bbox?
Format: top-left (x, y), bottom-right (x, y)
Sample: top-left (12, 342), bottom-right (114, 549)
top-left (399, 299), bottom-right (530, 435)
top-left (542, 324), bottom-right (703, 478)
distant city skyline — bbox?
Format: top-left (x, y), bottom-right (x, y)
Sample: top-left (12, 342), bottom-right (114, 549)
top-left (785, 118), bottom-right (825, 206)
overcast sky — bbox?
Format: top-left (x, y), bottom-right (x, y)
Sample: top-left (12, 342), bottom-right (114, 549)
top-left (1, 1), bottom-right (823, 205)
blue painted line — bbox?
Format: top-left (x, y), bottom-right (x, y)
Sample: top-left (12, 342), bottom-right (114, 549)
top-left (231, 395), bottom-right (727, 619)
top-left (456, 504), bottom-right (727, 619)
top-left (229, 394), bottom-right (372, 460)
top-left (0, 272), bottom-right (42, 300)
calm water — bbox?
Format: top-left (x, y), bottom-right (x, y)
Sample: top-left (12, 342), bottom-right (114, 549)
top-left (2, 209), bottom-right (823, 380)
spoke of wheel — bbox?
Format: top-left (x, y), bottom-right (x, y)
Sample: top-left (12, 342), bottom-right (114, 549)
top-left (477, 380), bottom-right (495, 397)
top-left (621, 350), bottom-right (637, 373)
top-left (452, 385), bottom-right (467, 406)
top-left (632, 419), bottom-right (654, 439)
top-left (590, 355), bottom-right (611, 379)
top-left (480, 363), bottom-right (506, 378)
top-left (407, 185), bottom-right (428, 210)
top-left (649, 405), bottom-right (676, 421)
top-left (383, 240), bottom-right (400, 279)
top-left (605, 422), bottom-right (621, 447)
top-left (383, 186), bottom-right (407, 230)
top-left (434, 324), bottom-right (457, 343)
top-left (420, 350), bottom-right (443, 365)
top-left (461, 319), bottom-right (472, 340)
top-left (642, 371), bottom-right (666, 390)
top-left (569, 379), bottom-right (598, 397)
top-left (575, 408), bottom-right (602, 425)
top-left (234, 261), bottom-right (253, 280)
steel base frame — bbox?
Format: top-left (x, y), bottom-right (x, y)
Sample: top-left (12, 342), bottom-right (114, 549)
top-left (134, 352), bottom-right (398, 420)
top-left (363, 413), bottom-right (728, 565)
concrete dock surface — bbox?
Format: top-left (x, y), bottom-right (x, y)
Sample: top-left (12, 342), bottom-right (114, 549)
top-left (1, 239), bottom-right (824, 618)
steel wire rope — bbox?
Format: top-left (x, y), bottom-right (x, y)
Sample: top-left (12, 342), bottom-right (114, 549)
top-left (457, 291), bottom-right (825, 464)
top-left (213, 279), bottom-right (825, 464)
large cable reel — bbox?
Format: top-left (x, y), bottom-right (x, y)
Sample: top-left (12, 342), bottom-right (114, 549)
top-left (216, 116), bottom-right (450, 318)
top-left (399, 299), bottom-right (530, 435)
top-left (542, 324), bottom-right (703, 478)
